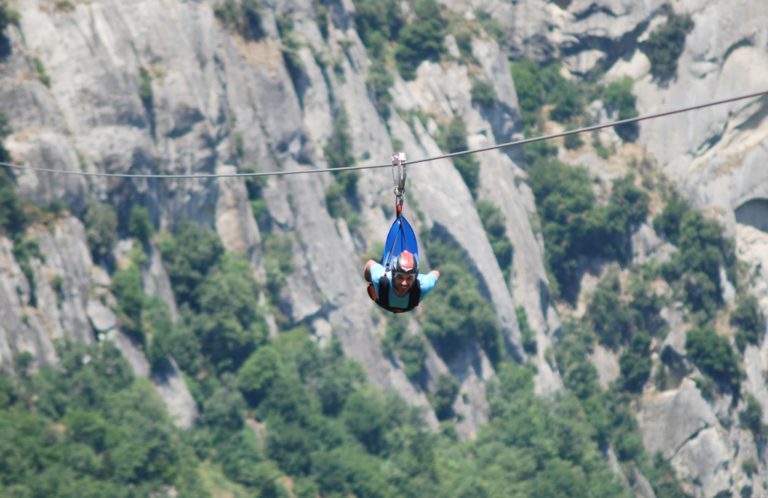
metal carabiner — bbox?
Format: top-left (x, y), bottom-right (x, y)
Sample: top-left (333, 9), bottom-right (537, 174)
top-left (392, 152), bottom-right (407, 215)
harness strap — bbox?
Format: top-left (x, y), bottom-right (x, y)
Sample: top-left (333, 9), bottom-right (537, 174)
top-left (368, 275), bottom-right (421, 313)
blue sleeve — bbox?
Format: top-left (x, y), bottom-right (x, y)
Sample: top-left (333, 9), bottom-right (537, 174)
top-left (417, 272), bottom-right (438, 298)
top-left (369, 262), bottom-right (387, 296)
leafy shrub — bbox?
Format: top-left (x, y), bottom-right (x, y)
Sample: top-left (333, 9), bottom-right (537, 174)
top-left (0, 341), bottom-right (206, 497)
top-left (511, 60), bottom-right (585, 130)
top-left (477, 200), bottom-right (513, 280)
top-left (352, 0), bottom-right (403, 49)
top-left (529, 157), bottom-right (649, 299)
top-left (731, 295), bottom-right (766, 351)
top-left (138, 66), bottom-right (155, 136)
top-left (238, 346), bottom-right (283, 406)
top-left (640, 9), bottom-right (694, 84)
top-left (33, 57), bottom-right (50, 87)
top-left (194, 255), bottom-right (268, 372)
top-left (366, 59), bottom-right (394, 120)
top-left (0, 171), bottom-right (25, 236)
top-left (619, 333), bottom-right (652, 392)
top-left (431, 374), bottom-right (459, 420)
top-left (314, 3), bottom-right (329, 39)
top-left (263, 233), bottom-right (294, 297)
top-left (158, 222), bottom-right (223, 307)
top-left (439, 116), bottom-right (479, 197)
top-left (84, 201), bottom-right (117, 263)
top-left (111, 264), bottom-right (145, 342)
top-left (661, 210), bottom-right (733, 317)
top-left (474, 8), bottom-right (505, 42)
top-left (470, 78), bottom-right (497, 107)
top-left (516, 306), bottom-right (537, 354)
top-left (563, 122), bottom-right (584, 150)
top-left (128, 205), bottom-right (153, 245)
top-left (653, 190), bottom-right (689, 244)
top-left (343, 390), bottom-right (388, 454)
top-left (510, 59), bottom-right (544, 130)
top-left (324, 107), bottom-right (358, 197)
top-left (741, 393), bottom-right (763, 438)
top-left (143, 297), bottom-right (174, 370)
top-left (382, 316), bottom-right (426, 381)
top-left (276, 15), bottom-right (305, 90)
top-left (588, 274), bottom-right (634, 349)
top-left (482, 362), bottom-right (629, 496)
top-left (394, 0), bottom-right (447, 80)
top-left (601, 77), bottom-right (638, 141)
top-left (214, 0), bottom-right (264, 41)
top-left (528, 159), bottom-right (595, 297)
top-left (421, 239), bottom-right (502, 362)
top-left (685, 327), bottom-right (740, 392)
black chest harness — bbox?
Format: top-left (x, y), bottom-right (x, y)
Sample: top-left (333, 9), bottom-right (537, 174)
top-left (367, 275), bottom-right (421, 313)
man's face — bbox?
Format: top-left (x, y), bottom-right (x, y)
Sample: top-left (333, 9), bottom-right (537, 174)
top-left (393, 272), bottom-right (416, 294)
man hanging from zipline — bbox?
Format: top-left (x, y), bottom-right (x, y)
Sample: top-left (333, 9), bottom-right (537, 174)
top-left (364, 153), bottom-right (440, 313)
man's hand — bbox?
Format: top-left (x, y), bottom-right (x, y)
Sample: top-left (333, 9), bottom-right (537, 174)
top-left (430, 270), bottom-right (440, 279)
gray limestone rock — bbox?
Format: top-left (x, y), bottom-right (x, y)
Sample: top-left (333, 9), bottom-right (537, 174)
top-left (638, 380), bottom-right (716, 460)
top-left (151, 359), bottom-right (199, 429)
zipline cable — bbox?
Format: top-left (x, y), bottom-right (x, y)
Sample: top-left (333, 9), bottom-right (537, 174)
top-left (0, 90), bottom-right (765, 180)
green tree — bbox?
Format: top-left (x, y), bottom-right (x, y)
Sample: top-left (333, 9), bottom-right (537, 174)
top-left (685, 327), bottom-right (740, 392)
top-left (111, 264), bottom-right (145, 342)
top-left (640, 9), bottom-right (694, 84)
top-left (470, 78), bottom-right (497, 107)
top-left (343, 390), bottom-right (388, 454)
top-left (440, 116), bottom-right (480, 197)
top-left (367, 58), bottom-right (394, 120)
top-left (619, 333), bottom-right (652, 392)
top-left (421, 241), bottom-right (501, 362)
top-left (0, 170), bottom-right (25, 236)
top-left (602, 77), bottom-right (639, 141)
top-left (662, 210), bottom-right (733, 317)
top-left (477, 200), bottom-right (513, 279)
top-left (158, 222), bottom-right (223, 307)
top-left (238, 346), bottom-right (284, 406)
top-left (128, 205), bottom-right (153, 245)
top-left (194, 255), bottom-right (268, 372)
top-left (653, 190), bottom-right (689, 244)
top-left (394, 0), bottom-right (447, 80)
top-left (84, 201), bottom-right (117, 263)
top-left (731, 295), bottom-right (766, 351)
top-left (352, 0), bottom-right (403, 48)
top-left (214, 0), bottom-right (265, 41)
top-left (324, 107), bottom-right (359, 203)
top-left (431, 374), bottom-right (459, 420)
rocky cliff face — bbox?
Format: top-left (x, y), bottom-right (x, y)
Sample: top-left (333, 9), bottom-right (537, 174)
top-left (1, 0), bottom-right (767, 496)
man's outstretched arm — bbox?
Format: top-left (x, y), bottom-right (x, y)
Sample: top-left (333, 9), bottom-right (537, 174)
top-left (363, 260), bottom-right (377, 283)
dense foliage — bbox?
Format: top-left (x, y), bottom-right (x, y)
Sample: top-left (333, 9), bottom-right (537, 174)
top-left (527, 155), bottom-right (648, 300)
top-left (656, 200), bottom-right (736, 319)
top-left (438, 117), bottom-right (480, 198)
top-left (640, 8), bottom-right (694, 84)
top-left (0, 342), bottom-right (207, 498)
top-left (511, 60), bottom-right (584, 131)
top-left (0, 114), bottom-right (25, 236)
top-left (394, 0), bottom-right (447, 80)
top-left (1, 7), bottom-right (761, 496)
top-left (477, 199), bottom-right (513, 281)
top-left (420, 237), bottom-right (503, 363)
top-left (685, 327), bottom-right (741, 393)
top-left (602, 78), bottom-right (639, 141)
